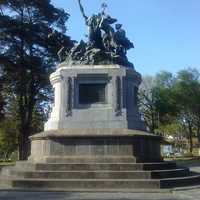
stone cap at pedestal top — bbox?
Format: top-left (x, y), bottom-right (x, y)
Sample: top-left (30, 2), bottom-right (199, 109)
top-left (57, 63), bottom-right (132, 69)
top-left (29, 128), bottom-right (162, 141)
top-left (49, 64), bottom-right (142, 87)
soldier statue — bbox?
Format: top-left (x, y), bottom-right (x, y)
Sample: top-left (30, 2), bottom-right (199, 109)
top-left (60, 0), bottom-right (134, 68)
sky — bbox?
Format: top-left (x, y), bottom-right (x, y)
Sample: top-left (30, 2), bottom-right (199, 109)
top-left (51, 0), bottom-right (200, 75)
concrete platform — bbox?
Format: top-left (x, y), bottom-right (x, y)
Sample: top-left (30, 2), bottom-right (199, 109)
top-left (1, 161), bottom-right (200, 190)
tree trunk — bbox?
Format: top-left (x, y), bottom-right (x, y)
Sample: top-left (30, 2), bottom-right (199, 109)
top-left (18, 96), bottom-right (32, 160)
top-left (197, 126), bottom-right (200, 148)
top-left (188, 122), bottom-right (193, 153)
top-left (197, 117), bottom-right (200, 146)
top-left (150, 109), bottom-right (156, 133)
top-left (18, 128), bottom-right (30, 160)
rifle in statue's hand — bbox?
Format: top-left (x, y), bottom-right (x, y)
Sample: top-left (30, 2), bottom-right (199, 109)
top-left (77, 0), bottom-right (88, 23)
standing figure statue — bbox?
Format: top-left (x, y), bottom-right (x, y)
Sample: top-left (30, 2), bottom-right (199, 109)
top-left (114, 23), bottom-right (134, 57)
top-left (98, 2), bottom-right (117, 52)
top-left (100, 13), bottom-right (117, 52)
top-left (77, 0), bottom-right (104, 49)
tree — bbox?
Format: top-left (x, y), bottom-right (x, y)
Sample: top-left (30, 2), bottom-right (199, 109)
top-left (139, 76), bottom-right (158, 133)
top-left (139, 69), bottom-right (200, 153)
top-left (157, 122), bottom-right (185, 153)
top-left (0, 0), bottom-right (74, 160)
top-left (154, 71), bottom-right (175, 88)
top-left (139, 72), bottom-right (177, 133)
top-left (0, 118), bottom-right (18, 161)
top-left (153, 71), bottom-right (178, 125)
top-left (0, 77), bottom-right (4, 120)
top-left (173, 68), bottom-right (200, 152)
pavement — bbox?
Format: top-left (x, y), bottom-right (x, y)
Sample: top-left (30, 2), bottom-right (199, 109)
top-left (0, 190), bottom-right (200, 200)
top-left (0, 166), bottom-right (200, 200)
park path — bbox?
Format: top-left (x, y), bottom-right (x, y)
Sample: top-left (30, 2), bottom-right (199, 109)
top-left (1, 190), bottom-right (200, 200)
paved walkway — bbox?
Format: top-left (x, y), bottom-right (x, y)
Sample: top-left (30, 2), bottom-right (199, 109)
top-left (1, 190), bottom-right (200, 200)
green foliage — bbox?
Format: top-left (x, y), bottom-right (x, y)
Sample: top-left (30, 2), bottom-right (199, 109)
top-left (155, 71), bottom-right (175, 88)
top-left (139, 76), bottom-right (158, 132)
top-left (0, 0), bottom-right (74, 160)
top-left (139, 68), bottom-right (200, 153)
top-left (139, 71), bottom-right (177, 133)
top-left (0, 81), bottom-right (4, 120)
top-left (156, 122), bottom-right (182, 136)
top-left (0, 119), bottom-right (18, 161)
top-left (173, 68), bottom-right (200, 152)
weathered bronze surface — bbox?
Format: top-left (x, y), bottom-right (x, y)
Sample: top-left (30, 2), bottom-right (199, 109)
top-left (59, 0), bottom-right (134, 67)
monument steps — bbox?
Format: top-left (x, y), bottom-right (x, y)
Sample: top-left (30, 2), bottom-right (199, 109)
top-left (43, 156), bottom-right (137, 164)
top-left (1, 161), bottom-right (200, 189)
top-left (13, 161), bottom-right (177, 171)
top-left (7, 170), bottom-right (152, 179)
top-left (160, 173), bottom-right (200, 188)
top-left (0, 178), bottom-right (161, 189)
top-left (6, 168), bottom-right (189, 179)
top-left (151, 168), bottom-right (190, 179)
top-left (1, 175), bottom-right (200, 190)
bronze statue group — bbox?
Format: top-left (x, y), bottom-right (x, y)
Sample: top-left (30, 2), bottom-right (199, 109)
top-left (58, 0), bottom-right (134, 68)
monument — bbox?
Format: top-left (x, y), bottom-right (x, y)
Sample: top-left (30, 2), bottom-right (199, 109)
top-left (1, 1), bottom-right (200, 190)
top-left (29, 0), bottom-right (161, 164)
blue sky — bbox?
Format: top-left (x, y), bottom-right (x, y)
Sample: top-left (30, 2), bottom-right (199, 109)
top-left (51, 0), bottom-right (200, 75)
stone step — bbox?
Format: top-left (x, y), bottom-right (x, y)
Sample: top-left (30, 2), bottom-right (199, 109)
top-left (7, 179), bottom-right (161, 189)
top-left (142, 162), bottom-right (177, 170)
top-left (43, 156), bottom-right (137, 163)
top-left (9, 170), bottom-right (151, 179)
top-left (15, 161), bottom-right (177, 172)
top-left (0, 176), bottom-right (12, 189)
top-left (1, 170), bottom-right (199, 189)
top-left (1, 174), bottom-right (200, 190)
top-left (8, 168), bottom-right (189, 180)
top-left (151, 168), bottom-right (190, 179)
top-left (1, 175), bottom-right (200, 190)
top-left (160, 173), bottom-right (200, 188)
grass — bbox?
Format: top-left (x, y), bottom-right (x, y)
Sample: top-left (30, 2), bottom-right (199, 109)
top-left (0, 161), bottom-right (15, 166)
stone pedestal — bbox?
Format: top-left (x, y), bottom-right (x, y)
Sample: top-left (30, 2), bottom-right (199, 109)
top-left (29, 64), bottom-right (162, 163)
top-left (44, 64), bottom-right (146, 131)
top-left (29, 129), bottom-right (162, 163)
